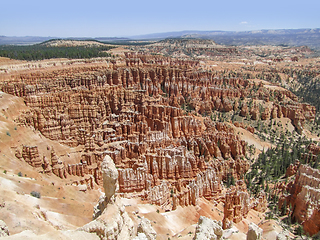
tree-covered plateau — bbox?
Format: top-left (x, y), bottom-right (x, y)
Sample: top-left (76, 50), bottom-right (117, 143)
top-left (0, 44), bottom-right (114, 60)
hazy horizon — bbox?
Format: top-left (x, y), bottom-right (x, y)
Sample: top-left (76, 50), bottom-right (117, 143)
top-left (1, 0), bottom-right (319, 38)
top-left (1, 28), bottom-right (320, 39)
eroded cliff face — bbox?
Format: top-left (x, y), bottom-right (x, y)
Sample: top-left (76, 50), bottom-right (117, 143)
top-left (284, 165), bottom-right (320, 236)
top-left (223, 181), bottom-right (250, 229)
top-left (0, 53), bottom-right (311, 229)
top-left (0, 63), bottom-right (246, 208)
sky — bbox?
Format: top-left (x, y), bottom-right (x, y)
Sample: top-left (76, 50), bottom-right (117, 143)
top-left (1, 0), bottom-right (319, 38)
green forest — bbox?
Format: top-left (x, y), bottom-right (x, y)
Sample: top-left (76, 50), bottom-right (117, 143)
top-left (245, 136), bottom-right (319, 195)
top-left (0, 44), bottom-right (114, 61)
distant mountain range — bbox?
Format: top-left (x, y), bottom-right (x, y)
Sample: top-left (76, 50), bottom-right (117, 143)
top-left (131, 28), bottom-right (320, 49)
top-left (1, 28), bottom-right (320, 49)
top-left (0, 36), bottom-right (54, 45)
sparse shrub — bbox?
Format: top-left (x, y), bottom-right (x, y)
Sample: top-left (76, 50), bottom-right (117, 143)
top-left (14, 127), bottom-right (17, 130)
top-left (265, 211), bottom-right (274, 220)
top-left (156, 209), bottom-right (160, 213)
top-left (30, 191), bottom-right (41, 198)
top-left (295, 224), bottom-right (304, 236)
top-left (3, 170), bottom-right (7, 174)
top-left (6, 131), bottom-right (10, 137)
top-left (18, 171), bottom-right (22, 177)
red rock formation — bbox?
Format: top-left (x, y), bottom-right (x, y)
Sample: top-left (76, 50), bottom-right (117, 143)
top-left (223, 180), bottom-right (250, 229)
top-left (302, 143), bottom-right (320, 164)
top-left (240, 104), bottom-right (249, 117)
top-left (307, 143), bottom-right (320, 155)
top-left (261, 107), bottom-right (271, 120)
top-left (250, 105), bottom-right (260, 120)
top-left (14, 149), bottom-right (22, 160)
top-left (22, 145), bottom-right (42, 168)
top-left (233, 121), bottom-right (255, 134)
top-left (1, 53), bottom-right (315, 222)
top-left (285, 160), bottom-right (300, 177)
top-left (252, 191), bottom-right (268, 212)
top-left (42, 156), bottom-right (52, 174)
top-left (286, 165), bottom-right (320, 236)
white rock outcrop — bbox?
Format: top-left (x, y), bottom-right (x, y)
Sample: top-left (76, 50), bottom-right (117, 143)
top-left (276, 231), bottom-right (290, 240)
top-left (136, 217), bottom-right (157, 240)
top-left (101, 155), bottom-right (119, 202)
top-left (247, 223), bottom-right (263, 240)
top-left (79, 155), bottom-right (135, 240)
top-left (133, 233), bottom-right (149, 240)
top-left (0, 229), bottom-right (99, 240)
top-left (0, 220), bottom-right (9, 237)
top-left (79, 197), bottom-right (134, 240)
top-left (193, 216), bottom-right (223, 240)
top-left (93, 155), bottom-right (119, 219)
top-left (93, 194), bottom-right (109, 220)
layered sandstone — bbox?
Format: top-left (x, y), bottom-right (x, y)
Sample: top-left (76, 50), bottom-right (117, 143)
top-left (302, 143), bottom-right (320, 164)
top-left (285, 160), bottom-right (300, 177)
top-left (0, 52), bottom-right (315, 234)
top-left (223, 181), bottom-right (250, 229)
top-left (286, 165), bottom-right (320, 236)
top-left (1, 39), bottom-right (320, 240)
top-left (21, 145), bottom-right (42, 168)
top-left (252, 191), bottom-right (268, 212)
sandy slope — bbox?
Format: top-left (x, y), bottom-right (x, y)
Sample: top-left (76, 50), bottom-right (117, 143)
top-left (0, 91), bottom-right (101, 236)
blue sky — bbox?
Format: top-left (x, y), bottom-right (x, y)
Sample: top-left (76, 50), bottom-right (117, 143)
top-left (1, 0), bottom-right (319, 37)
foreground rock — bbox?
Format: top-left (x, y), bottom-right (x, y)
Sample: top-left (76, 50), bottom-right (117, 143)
top-left (276, 231), bottom-right (290, 240)
top-left (136, 218), bottom-right (157, 240)
top-left (247, 223), bottom-right (263, 240)
top-left (79, 154), bottom-right (135, 239)
top-left (133, 233), bottom-right (149, 240)
top-left (79, 197), bottom-right (134, 240)
top-left (0, 220), bottom-right (9, 237)
top-left (193, 216), bottom-right (223, 240)
top-left (0, 229), bottom-right (99, 240)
